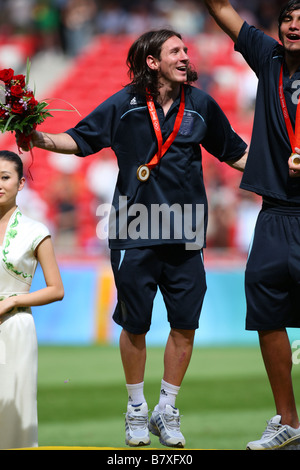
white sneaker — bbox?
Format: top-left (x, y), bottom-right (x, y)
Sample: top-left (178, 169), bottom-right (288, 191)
top-left (149, 404), bottom-right (185, 448)
top-left (125, 402), bottom-right (150, 447)
top-left (247, 415), bottom-right (300, 450)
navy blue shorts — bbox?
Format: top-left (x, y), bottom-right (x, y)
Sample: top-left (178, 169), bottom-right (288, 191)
top-left (245, 200), bottom-right (300, 331)
top-left (111, 244), bottom-right (207, 334)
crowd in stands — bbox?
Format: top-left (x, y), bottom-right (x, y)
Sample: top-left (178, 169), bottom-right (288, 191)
top-left (0, 0), bottom-right (289, 56)
top-left (0, 1), bottom-right (290, 256)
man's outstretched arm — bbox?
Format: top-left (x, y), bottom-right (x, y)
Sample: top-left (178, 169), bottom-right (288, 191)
top-left (203, 0), bottom-right (244, 43)
top-left (17, 130), bottom-right (80, 154)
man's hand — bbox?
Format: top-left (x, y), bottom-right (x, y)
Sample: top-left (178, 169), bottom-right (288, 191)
top-left (289, 147), bottom-right (300, 177)
top-left (16, 130), bottom-right (80, 154)
top-left (16, 130), bottom-right (45, 152)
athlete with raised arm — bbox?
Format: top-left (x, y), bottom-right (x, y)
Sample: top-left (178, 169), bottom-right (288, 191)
top-left (205, 0), bottom-right (300, 451)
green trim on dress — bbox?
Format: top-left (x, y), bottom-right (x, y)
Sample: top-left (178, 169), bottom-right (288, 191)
top-left (2, 210), bottom-right (33, 280)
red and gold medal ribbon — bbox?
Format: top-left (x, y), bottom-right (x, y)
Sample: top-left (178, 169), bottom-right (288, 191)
top-left (279, 65), bottom-right (300, 162)
top-left (138, 86), bottom-right (185, 180)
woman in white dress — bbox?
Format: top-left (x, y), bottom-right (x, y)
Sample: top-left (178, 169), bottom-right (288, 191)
top-left (0, 150), bottom-right (64, 449)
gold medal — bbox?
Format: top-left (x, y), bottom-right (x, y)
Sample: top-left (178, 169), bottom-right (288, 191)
top-left (137, 165), bottom-right (150, 182)
top-left (291, 153), bottom-right (300, 164)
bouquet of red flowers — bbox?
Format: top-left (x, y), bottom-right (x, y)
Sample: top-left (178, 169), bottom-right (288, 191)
top-left (0, 60), bottom-right (52, 150)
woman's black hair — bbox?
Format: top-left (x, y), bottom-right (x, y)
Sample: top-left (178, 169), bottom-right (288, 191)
top-left (0, 150), bottom-right (23, 180)
top-left (126, 29), bottom-right (198, 98)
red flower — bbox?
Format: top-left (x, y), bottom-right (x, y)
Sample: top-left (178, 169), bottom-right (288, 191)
top-left (0, 68), bottom-right (14, 84)
top-left (0, 63), bottom-right (53, 152)
top-left (25, 91), bottom-right (34, 100)
top-left (13, 74), bottom-right (26, 88)
top-left (27, 96), bottom-right (38, 108)
top-left (11, 101), bottom-right (24, 114)
top-left (10, 84), bottom-right (24, 98)
top-left (24, 91), bottom-right (37, 107)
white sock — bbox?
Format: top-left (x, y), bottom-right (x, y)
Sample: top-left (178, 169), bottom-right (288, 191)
top-left (158, 379), bottom-right (180, 410)
top-left (126, 381), bottom-right (146, 407)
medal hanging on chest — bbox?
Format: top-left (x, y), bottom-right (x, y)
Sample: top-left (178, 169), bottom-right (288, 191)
top-left (137, 86), bottom-right (185, 181)
top-left (279, 64), bottom-right (300, 164)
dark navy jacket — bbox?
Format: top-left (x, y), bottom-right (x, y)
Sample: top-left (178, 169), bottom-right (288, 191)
top-left (235, 22), bottom-right (300, 201)
top-left (66, 84), bottom-right (246, 249)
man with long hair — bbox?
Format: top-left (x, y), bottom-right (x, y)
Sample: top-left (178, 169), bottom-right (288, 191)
top-left (204, 0), bottom-right (300, 450)
top-left (20, 29), bottom-right (247, 448)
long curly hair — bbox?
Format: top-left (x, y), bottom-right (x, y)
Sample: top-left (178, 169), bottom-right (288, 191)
top-left (126, 29), bottom-right (198, 99)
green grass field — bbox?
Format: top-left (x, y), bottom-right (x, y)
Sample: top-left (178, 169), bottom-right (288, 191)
top-left (36, 344), bottom-right (300, 450)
